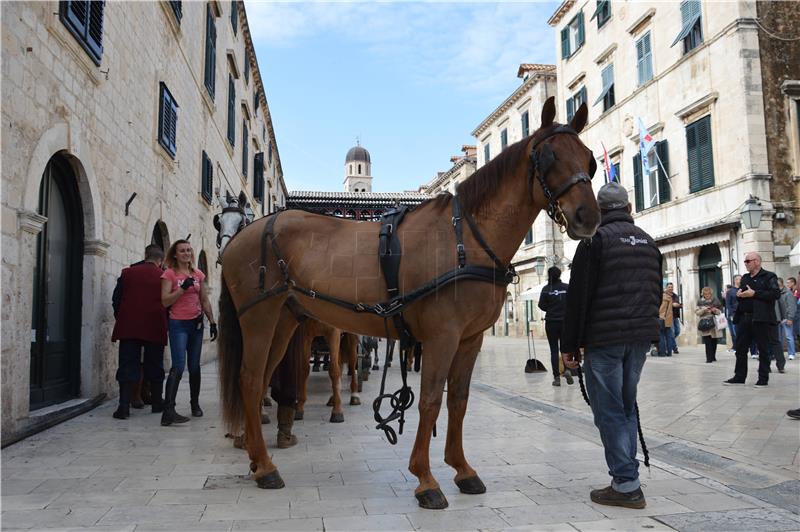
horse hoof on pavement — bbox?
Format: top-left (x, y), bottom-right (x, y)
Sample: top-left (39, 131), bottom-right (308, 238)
top-left (250, 462), bottom-right (257, 472)
top-left (326, 396), bottom-right (335, 407)
top-left (256, 469), bottom-right (285, 489)
top-left (456, 476), bottom-right (486, 494)
top-left (350, 396), bottom-right (361, 406)
top-left (415, 488), bottom-right (449, 509)
top-left (294, 410), bottom-right (304, 421)
top-left (330, 412), bottom-right (344, 423)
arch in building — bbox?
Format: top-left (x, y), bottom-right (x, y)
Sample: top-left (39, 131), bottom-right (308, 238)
top-left (151, 220), bottom-right (170, 254)
top-left (198, 249), bottom-right (209, 283)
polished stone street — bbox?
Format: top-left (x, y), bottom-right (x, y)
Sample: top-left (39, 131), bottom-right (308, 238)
top-left (2, 336), bottom-right (799, 531)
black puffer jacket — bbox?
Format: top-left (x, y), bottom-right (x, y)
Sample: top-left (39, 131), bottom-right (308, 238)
top-left (538, 281), bottom-right (569, 321)
top-left (561, 209), bottom-right (662, 353)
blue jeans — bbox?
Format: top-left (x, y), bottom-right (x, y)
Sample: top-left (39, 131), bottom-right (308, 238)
top-left (584, 342), bottom-right (649, 493)
top-left (658, 320), bottom-right (674, 355)
top-left (168, 318), bottom-right (203, 375)
top-left (781, 322), bottom-right (795, 358)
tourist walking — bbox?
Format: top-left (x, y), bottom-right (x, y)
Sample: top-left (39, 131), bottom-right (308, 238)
top-left (670, 284), bottom-right (682, 354)
top-left (778, 278), bottom-right (796, 361)
top-left (724, 253), bottom-right (780, 387)
top-left (110, 245), bottom-right (167, 419)
top-left (160, 239), bottom-right (217, 425)
top-left (538, 266), bottom-right (572, 386)
top-left (724, 276), bottom-right (741, 352)
top-left (695, 287), bottom-right (722, 363)
top-left (658, 285), bottom-right (675, 356)
top-left (561, 182), bottom-right (661, 509)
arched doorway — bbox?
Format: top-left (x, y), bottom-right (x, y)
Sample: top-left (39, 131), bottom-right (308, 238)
top-left (30, 154), bottom-right (84, 409)
top-left (699, 243), bottom-right (725, 342)
top-left (151, 220), bottom-right (170, 253)
top-left (198, 250), bottom-right (209, 282)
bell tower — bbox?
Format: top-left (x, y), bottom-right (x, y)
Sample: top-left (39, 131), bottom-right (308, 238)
top-left (344, 140), bottom-right (372, 192)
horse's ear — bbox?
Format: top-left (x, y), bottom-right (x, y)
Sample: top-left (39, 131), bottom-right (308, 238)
top-left (541, 96), bottom-right (556, 128)
top-left (238, 190), bottom-right (247, 207)
top-left (570, 102), bottom-right (588, 133)
top-left (225, 190), bottom-right (234, 205)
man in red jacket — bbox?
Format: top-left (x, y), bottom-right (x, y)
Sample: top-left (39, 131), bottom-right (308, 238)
top-left (111, 245), bottom-right (168, 419)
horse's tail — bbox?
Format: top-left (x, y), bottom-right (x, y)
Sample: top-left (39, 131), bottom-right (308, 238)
top-left (217, 271), bottom-right (244, 434)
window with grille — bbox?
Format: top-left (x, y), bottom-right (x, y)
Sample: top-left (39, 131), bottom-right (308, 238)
top-left (591, 0), bottom-right (610, 29)
top-left (636, 32), bottom-right (654, 86)
top-left (59, 0), bottom-right (105, 65)
top-left (566, 86), bottom-right (587, 122)
top-left (672, 0), bottom-right (703, 54)
top-left (686, 116), bottom-right (714, 193)
top-left (204, 5), bottom-right (216, 98)
top-left (594, 64), bottom-right (615, 112)
top-left (201, 151), bottom-right (213, 204)
top-left (633, 140), bottom-right (670, 211)
top-left (560, 11), bottom-right (585, 59)
top-left (158, 82), bottom-right (178, 158)
top-left (227, 75), bottom-right (235, 146)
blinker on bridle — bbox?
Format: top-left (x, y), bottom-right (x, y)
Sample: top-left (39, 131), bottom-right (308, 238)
top-left (528, 125), bottom-right (596, 233)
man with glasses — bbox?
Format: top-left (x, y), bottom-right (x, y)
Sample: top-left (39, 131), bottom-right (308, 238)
top-left (724, 253), bottom-right (780, 387)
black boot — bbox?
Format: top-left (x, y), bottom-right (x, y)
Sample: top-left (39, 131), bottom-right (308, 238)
top-left (150, 379), bottom-right (164, 413)
top-left (189, 372), bottom-right (203, 417)
top-left (161, 368), bottom-right (190, 426)
top-left (113, 382), bottom-right (131, 419)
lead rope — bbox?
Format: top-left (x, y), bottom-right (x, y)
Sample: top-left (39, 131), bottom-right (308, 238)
top-left (372, 320), bottom-right (415, 444)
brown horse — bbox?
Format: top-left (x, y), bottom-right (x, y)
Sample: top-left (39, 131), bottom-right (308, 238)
top-left (294, 319), bottom-right (361, 422)
top-left (217, 98), bottom-right (600, 509)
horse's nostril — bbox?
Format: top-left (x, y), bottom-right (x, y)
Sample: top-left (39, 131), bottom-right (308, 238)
top-left (574, 206), bottom-right (586, 226)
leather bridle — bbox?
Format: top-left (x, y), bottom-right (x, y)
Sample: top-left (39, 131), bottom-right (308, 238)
top-left (528, 125), bottom-right (597, 232)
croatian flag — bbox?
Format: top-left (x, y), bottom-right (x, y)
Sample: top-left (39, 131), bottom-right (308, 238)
top-left (637, 117), bottom-right (656, 176)
top-left (601, 142), bottom-right (617, 183)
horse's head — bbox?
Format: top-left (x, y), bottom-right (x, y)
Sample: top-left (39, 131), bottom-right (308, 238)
top-left (215, 191), bottom-right (250, 261)
top-left (528, 97), bottom-right (601, 239)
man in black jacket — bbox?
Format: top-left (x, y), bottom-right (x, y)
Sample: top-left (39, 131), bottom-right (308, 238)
top-left (538, 266), bottom-right (571, 386)
top-left (725, 252), bottom-right (780, 387)
top-left (561, 182), bottom-right (662, 509)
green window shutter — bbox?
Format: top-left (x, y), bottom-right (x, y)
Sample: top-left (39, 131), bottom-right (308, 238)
top-left (227, 76), bottom-right (235, 146)
top-left (656, 140), bottom-right (670, 203)
top-left (633, 153), bottom-right (644, 212)
top-left (566, 97), bottom-right (575, 122)
top-left (561, 28), bottom-right (570, 59)
top-left (158, 83), bottom-right (178, 158)
top-left (201, 151), bottom-right (213, 203)
top-left (576, 12), bottom-right (585, 48)
top-left (204, 5), bottom-right (216, 98)
top-left (686, 121), bottom-right (700, 192)
top-left (244, 49), bottom-right (250, 84)
top-left (169, 1), bottom-right (182, 23)
top-left (253, 152), bottom-right (264, 201)
top-left (636, 37), bottom-right (646, 85)
top-left (231, 0), bottom-right (238, 35)
top-left (242, 121), bottom-right (248, 177)
top-left (579, 86), bottom-right (587, 108)
top-left (86, 1), bottom-right (104, 60)
top-left (60, 1), bottom-right (104, 65)
top-left (521, 111), bottom-right (529, 137)
top-left (697, 116), bottom-right (714, 190)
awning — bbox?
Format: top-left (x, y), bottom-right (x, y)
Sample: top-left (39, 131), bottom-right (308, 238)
top-left (519, 271), bottom-right (571, 300)
top-left (657, 229), bottom-right (731, 254)
top-left (790, 240), bottom-right (800, 267)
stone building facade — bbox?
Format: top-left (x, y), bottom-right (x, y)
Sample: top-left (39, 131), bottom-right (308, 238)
top-left (1, 0), bottom-right (286, 441)
top-left (419, 145), bottom-right (477, 196)
top-left (545, 0), bottom-right (800, 345)
top-left (470, 64), bottom-right (561, 338)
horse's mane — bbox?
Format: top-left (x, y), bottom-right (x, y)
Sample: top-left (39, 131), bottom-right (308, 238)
top-left (423, 126), bottom-right (550, 215)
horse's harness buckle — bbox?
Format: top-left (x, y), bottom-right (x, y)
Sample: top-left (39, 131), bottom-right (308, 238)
top-left (375, 299), bottom-right (402, 316)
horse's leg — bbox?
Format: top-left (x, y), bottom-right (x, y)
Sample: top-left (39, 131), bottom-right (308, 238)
top-left (295, 328), bottom-right (311, 421)
top-left (408, 334), bottom-right (459, 509)
top-left (444, 332), bottom-right (486, 494)
top-left (345, 335), bottom-right (360, 405)
top-left (326, 330), bottom-right (344, 423)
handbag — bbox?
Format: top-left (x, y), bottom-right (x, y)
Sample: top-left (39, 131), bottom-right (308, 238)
top-left (714, 314), bottom-right (728, 331)
top-left (697, 316), bottom-right (716, 332)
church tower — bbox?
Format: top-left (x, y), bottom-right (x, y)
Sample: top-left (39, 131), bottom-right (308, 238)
top-left (344, 141), bottom-right (372, 192)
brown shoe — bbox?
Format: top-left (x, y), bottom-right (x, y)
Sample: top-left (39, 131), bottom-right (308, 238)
top-left (590, 486), bottom-right (646, 509)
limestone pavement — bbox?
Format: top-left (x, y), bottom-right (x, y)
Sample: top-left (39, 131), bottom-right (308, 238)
top-left (2, 336), bottom-right (799, 531)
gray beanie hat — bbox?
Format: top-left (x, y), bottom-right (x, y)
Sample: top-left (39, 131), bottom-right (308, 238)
top-left (597, 182), bottom-right (629, 210)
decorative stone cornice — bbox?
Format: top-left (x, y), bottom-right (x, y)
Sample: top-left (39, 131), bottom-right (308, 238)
top-left (471, 70), bottom-right (555, 137)
top-left (17, 210), bottom-right (47, 235)
top-left (548, 0), bottom-right (577, 27)
top-left (84, 239), bottom-right (111, 257)
top-left (626, 8), bottom-right (656, 36)
top-left (627, 121), bottom-right (664, 142)
top-left (675, 92), bottom-right (718, 120)
top-left (594, 44), bottom-right (617, 65)
top-left (781, 80), bottom-right (800, 96)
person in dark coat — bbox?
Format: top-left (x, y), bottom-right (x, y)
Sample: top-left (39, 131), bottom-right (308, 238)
top-left (724, 275), bottom-right (741, 351)
top-left (725, 252), bottom-right (780, 387)
top-left (110, 245), bottom-right (167, 419)
top-left (538, 266), bottom-right (572, 386)
top-left (561, 182), bottom-right (661, 510)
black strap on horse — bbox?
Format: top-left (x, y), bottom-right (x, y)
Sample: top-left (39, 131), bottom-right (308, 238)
top-left (373, 320), bottom-right (415, 445)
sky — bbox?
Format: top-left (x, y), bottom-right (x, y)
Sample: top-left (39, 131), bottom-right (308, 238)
top-left (246, 1), bottom-right (560, 193)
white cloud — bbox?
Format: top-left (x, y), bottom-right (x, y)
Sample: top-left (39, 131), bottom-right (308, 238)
top-left (245, 1), bottom-right (557, 99)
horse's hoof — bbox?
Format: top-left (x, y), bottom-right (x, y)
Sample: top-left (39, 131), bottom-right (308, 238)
top-left (456, 476), bottom-right (486, 494)
top-left (326, 396), bottom-right (335, 407)
top-left (330, 412), bottom-right (344, 423)
top-left (294, 410), bottom-right (304, 421)
top-left (256, 469), bottom-right (285, 489)
top-left (250, 462), bottom-right (257, 472)
top-left (415, 488), bottom-right (449, 509)
top-left (350, 396), bottom-right (361, 406)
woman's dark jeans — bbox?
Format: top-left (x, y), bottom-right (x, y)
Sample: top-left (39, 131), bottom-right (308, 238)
top-left (168, 318), bottom-right (203, 375)
top-left (702, 336), bottom-right (717, 362)
top-left (545, 320), bottom-right (563, 379)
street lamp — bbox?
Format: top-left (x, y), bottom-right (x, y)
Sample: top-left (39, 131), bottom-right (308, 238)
top-left (740, 196), bottom-right (762, 230)
top-left (533, 258), bottom-right (545, 276)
